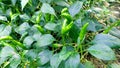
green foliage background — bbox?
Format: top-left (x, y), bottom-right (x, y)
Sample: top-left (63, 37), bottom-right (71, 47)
top-left (0, 0), bottom-right (120, 68)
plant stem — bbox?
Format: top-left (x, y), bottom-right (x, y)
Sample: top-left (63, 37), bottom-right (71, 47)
top-left (62, 35), bottom-right (65, 46)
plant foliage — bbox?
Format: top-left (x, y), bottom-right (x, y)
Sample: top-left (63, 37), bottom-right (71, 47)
top-left (0, 0), bottom-right (120, 68)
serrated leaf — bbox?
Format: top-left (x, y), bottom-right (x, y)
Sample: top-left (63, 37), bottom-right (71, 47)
top-left (92, 34), bottom-right (120, 49)
top-left (65, 52), bottom-right (80, 68)
top-left (36, 34), bottom-right (55, 47)
top-left (21, 0), bottom-right (29, 10)
top-left (41, 3), bottom-right (56, 16)
top-left (69, 1), bottom-right (83, 17)
top-left (88, 44), bottom-right (116, 60)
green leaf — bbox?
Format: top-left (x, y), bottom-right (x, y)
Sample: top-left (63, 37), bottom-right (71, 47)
top-left (109, 27), bottom-right (120, 39)
top-left (25, 49), bottom-right (38, 61)
top-left (92, 34), bottom-right (120, 49)
top-left (81, 18), bottom-right (102, 32)
top-left (65, 52), bottom-right (80, 68)
top-left (39, 0), bottom-right (52, 3)
top-left (0, 24), bottom-right (6, 32)
top-left (11, 0), bottom-right (17, 6)
top-left (0, 15), bottom-right (7, 21)
top-left (23, 36), bottom-right (34, 48)
top-left (59, 46), bottom-right (73, 60)
top-left (44, 23), bottom-right (57, 31)
top-left (19, 14), bottom-right (30, 21)
top-left (21, 0), bottom-right (29, 10)
top-left (41, 3), bottom-right (56, 16)
top-left (50, 46), bottom-right (72, 68)
top-left (11, 14), bottom-right (19, 22)
top-left (9, 54), bottom-right (21, 68)
top-left (0, 24), bottom-right (12, 37)
top-left (36, 34), bottom-right (55, 47)
top-left (32, 32), bottom-right (42, 41)
top-left (50, 52), bottom-right (72, 68)
top-left (37, 50), bottom-right (52, 65)
top-left (54, 0), bottom-right (69, 7)
top-left (84, 61), bottom-right (95, 68)
top-left (0, 46), bottom-right (15, 65)
top-left (50, 54), bottom-right (60, 68)
top-left (15, 22), bottom-right (30, 35)
top-left (88, 44), bottom-right (116, 60)
top-left (69, 19), bottom-right (81, 41)
top-left (78, 63), bottom-right (85, 68)
top-left (69, 1), bottom-right (83, 17)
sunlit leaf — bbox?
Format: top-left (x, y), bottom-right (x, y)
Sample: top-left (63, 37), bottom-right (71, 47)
top-left (44, 23), bottom-right (57, 31)
top-left (0, 15), bottom-right (7, 21)
top-left (11, 0), bottom-right (17, 6)
top-left (37, 50), bottom-right (52, 65)
top-left (36, 34), bottom-right (55, 47)
top-left (88, 44), bottom-right (116, 60)
top-left (9, 54), bottom-right (21, 68)
top-left (0, 46), bottom-right (15, 65)
top-left (0, 25), bottom-right (12, 37)
top-left (65, 52), bottom-right (80, 68)
top-left (41, 3), bottom-right (56, 16)
top-left (69, 1), bottom-right (83, 17)
top-left (92, 34), bottom-right (120, 49)
top-left (21, 0), bottom-right (29, 10)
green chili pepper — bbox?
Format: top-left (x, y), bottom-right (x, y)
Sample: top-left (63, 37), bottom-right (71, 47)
top-left (0, 36), bottom-right (27, 49)
top-left (36, 12), bottom-right (42, 24)
top-left (61, 13), bottom-right (72, 22)
top-left (61, 8), bottom-right (68, 14)
top-left (34, 24), bottom-right (44, 33)
top-left (1, 41), bottom-right (16, 49)
top-left (53, 43), bottom-right (63, 48)
top-left (45, 14), bottom-right (50, 22)
top-left (79, 23), bottom-right (89, 44)
top-left (50, 15), bottom-right (55, 22)
top-left (0, 36), bottom-right (13, 41)
top-left (12, 40), bottom-right (26, 49)
top-left (77, 23), bottom-right (89, 56)
top-left (61, 19), bottom-right (73, 35)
